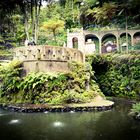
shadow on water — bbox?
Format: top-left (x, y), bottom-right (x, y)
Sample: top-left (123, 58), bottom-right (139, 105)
top-left (0, 99), bottom-right (140, 140)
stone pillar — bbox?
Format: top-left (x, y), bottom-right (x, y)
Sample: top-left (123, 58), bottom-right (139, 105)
top-left (131, 34), bottom-right (134, 46)
top-left (119, 35), bottom-right (122, 53)
top-left (78, 33), bottom-right (85, 53)
top-left (67, 36), bottom-right (73, 48)
top-left (99, 38), bottom-right (102, 54)
top-left (67, 29), bottom-right (73, 48)
top-left (116, 36), bottom-right (119, 51)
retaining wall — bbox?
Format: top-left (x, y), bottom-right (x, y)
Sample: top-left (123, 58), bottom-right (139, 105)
top-left (13, 45), bottom-right (84, 73)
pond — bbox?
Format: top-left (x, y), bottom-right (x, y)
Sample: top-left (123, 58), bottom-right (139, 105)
top-left (0, 99), bottom-right (140, 140)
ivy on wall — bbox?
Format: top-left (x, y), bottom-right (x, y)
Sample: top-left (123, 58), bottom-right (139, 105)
top-left (87, 52), bottom-right (140, 99)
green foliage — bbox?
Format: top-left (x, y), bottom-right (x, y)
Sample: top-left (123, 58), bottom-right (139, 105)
top-left (1, 0), bottom-right (140, 45)
top-left (130, 103), bottom-right (140, 115)
top-left (38, 30), bottom-right (67, 46)
top-left (41, 19), bottom-right (65, 32)
top-left (41, 18), bottom-right (65, 43)
top-left (0, 61), bottom-right (103, 105)
top-left (86, 2), bottom-right (117, 25)
top-left (133, 43), bottom-right (140, 51)
top-left (0, 50), bottom-right (11, 56)
top-left (87, 53), bottom-right (140, 99)
top-left (0, 60), bottom-right (23, 99)
top-left (62, 90), bottom-right (88, 103)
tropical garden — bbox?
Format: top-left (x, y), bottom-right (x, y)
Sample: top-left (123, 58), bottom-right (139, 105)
top-left (0, 0), bottom-right (140, 115)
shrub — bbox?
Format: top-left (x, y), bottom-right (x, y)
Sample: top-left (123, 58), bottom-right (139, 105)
top-left (87, 53), bottom-right (140, 99)
top-left (131, 103), bottom-right (140, 115)
top-left (0, 60), bottom-right (23, 100)
top-left (0, 61), bottom-right (103, 105)
top-left (130, 103), bottom-right (140, 120)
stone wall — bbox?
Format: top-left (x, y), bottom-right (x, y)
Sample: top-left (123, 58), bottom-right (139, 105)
top-left (67, 29), bottom-right (140, 54)
top-left (13, 45), bottom-right (84, 74)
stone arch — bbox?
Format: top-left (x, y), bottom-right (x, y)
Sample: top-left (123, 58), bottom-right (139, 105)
top-left (85, 34), bottom-right (99, 53)
top-left (120, 32), bottom-right (131, 52)
top-left (120, 32), bottom-right (131, 41)
top-left (101, 33), bottom-right (117, 53)
top-left (133, 32), bottom-right (140, 45)
top-left (85, 34), bottom-right (99, 42)
top-left (72, 37), bottom-right (78, 49)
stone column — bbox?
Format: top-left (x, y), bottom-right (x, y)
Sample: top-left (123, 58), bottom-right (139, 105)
top-left (119, 35), bottom-right (122, 53)
top-left (131, 34), bottom-right (134, 46)
top-left (67, 36), bottom-right (73, 48)
top-left (99, 38), bottom-right (102, 54)
top-left (67, 29), bottom-right (73, 48)
top-left (78, 32), bottom-right (85, 54)
top-left (116, 36), bottom-right (119, 51)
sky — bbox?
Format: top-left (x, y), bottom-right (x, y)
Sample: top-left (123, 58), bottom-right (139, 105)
top-left (42, 0), bottom-right (59, 7)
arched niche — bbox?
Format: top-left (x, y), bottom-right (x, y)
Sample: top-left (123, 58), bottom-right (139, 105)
top-left (101, 33), bottom-right (117, 53)
top-left (133, 32), bottom-right (140, 45)
top-left (120, 33), bottom-right (131, 52)
top-left (85, 34), bottom-right (99, 53)
top-left (72, 37), bottom-right (78, 49)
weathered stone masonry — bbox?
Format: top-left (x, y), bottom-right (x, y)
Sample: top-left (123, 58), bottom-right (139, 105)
top-left (13, 45), bottom-right (84, 74)
top-left (67, 29), bottom-right (140, 54)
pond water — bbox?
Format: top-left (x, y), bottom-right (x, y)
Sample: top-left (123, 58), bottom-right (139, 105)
top-left (0, 99), bottom-right (140, 140)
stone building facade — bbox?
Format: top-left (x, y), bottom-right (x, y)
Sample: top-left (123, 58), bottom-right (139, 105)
top-left (67, 28), bottom-right (140, 54)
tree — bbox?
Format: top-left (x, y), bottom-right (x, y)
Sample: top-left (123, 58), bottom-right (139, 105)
top-left (0, 0), bottom-right (23, 36)
top-left (86, 2), bottom-right (118, 25)
top-left (0, 0), bottom-right (43, 44)
top-left (11, 15), bottom-right (26, 45)
top-left (41, 18), bottom-right (65, 43)
top-left (21, 0), bottom-right (42, 44)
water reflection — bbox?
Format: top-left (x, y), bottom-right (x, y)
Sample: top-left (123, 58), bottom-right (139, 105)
top-left (0, 100), bottom-right (140, 140)
top-left (70, 111), bottom-right (75, 113)
top-left (0, 113), bottom-right (4, 116)
top-left (9, 119), bottom-right (21, 124)
top-left (44, 111), bottom-right (49, 114)
top-left (52, 121), bottom-right (65, 127)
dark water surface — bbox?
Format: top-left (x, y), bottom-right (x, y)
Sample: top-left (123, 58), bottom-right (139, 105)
top-left (0, 100), bottom-right (140, 140)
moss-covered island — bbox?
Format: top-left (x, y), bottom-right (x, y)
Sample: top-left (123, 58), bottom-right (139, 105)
top-left (0, 58), bottom-right (114, 112)
top-left (1, 48), bottom-right (140, 114)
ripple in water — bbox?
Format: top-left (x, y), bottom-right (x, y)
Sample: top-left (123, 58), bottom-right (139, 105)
top-left (9, 119), bottom-right (21, 124)
top-left (0, 113), bottom-right (4, 116)
top-left (52, 121), bottom-right (65, 127)
top-left (70, 111), bottom-right (75, 113)
top-left (44, 111), bottom-right (49, 114)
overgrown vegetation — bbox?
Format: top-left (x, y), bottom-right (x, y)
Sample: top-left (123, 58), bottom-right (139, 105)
top-left (87, 52), bottom-right (140, 99)
top-left (0, 36), bottom-right (15, 60)
top-left (130, 102), bottom-right (140, 120)
top-left (130, 103), bottom-right (140, 116)
top-left (0, 60), bottom-right (103, 105)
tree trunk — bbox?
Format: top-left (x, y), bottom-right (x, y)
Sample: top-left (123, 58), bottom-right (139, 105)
top-left (33, 0), bottom-right (42, 44)
top-left (34, 0), bottom-right (37, 44)
top-left (53, 30), bottom-right (57, 43)
top-left (24, 9), bottom-right (30, 40)
top-left (31, 0), bottom-right (35, 39)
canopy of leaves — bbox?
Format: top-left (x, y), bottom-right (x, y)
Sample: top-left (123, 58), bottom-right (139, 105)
top-left (1, 0), bottom-right (140, 45)
top-left (86, 2), bottom-right (118, 24)
top-left (42, 19), bottom-right (64, 33)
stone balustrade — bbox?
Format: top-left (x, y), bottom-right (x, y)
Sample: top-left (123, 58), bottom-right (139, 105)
top-left (13, 45), bottom-right (84, 74)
